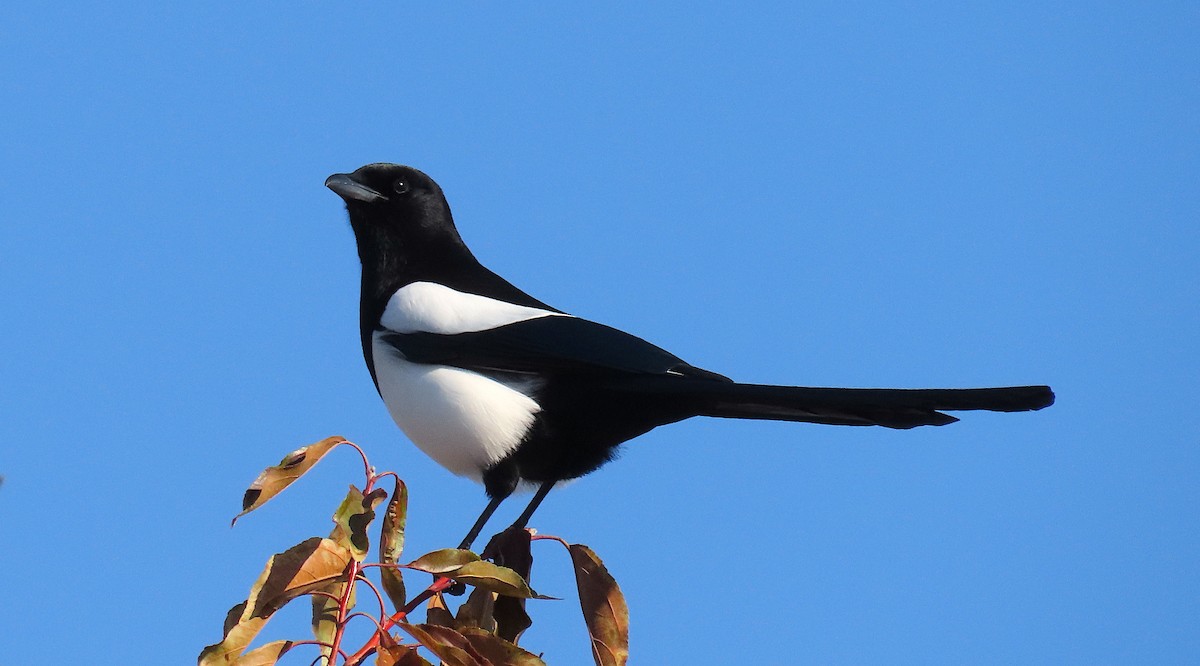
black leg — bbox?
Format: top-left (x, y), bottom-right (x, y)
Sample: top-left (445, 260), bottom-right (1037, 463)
top-left (457, 494), bottom-right (506, 551)
top-left (510, 480), bottom-right (555, 531)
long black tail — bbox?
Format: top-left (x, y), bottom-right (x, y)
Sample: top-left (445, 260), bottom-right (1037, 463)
top-left (694, 383), bottom-right (1054, 429)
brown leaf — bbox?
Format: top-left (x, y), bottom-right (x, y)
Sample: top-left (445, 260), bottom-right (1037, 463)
top-left (460, 628), bottom-right (547, 666)
top-left (450, 561), bottom-right (540, 599)
top-left (376, 642), bottom-right (434, 666)
top-left (330, 484), bottom-right (388, 561)
top-left (425, 592), bottom-right (458, 629)
top-left (231, 641), bottom-right (293, 666)
top-left (199, 602), bottom-right (267, 666)
top-left (569, 545), bottom-right (629, 666)
top-left (455, 586), bottom-right (497, 634)
top-left (400, 623), bottom-right (493, 666)
top-left (249, 537), bottom-right (353, 617)
top-left (379, 477), bottom-right (409, 610)
top-left (406, 548), bottom-right (480, 575)
top-left (221, 601), bottom-right (248, 638)
top-left (233, 437), bottom-right (347, 524)
top-left (482, 528), bottom-right (534, 644)
top-left (201, 538), bottom-right (352, 665)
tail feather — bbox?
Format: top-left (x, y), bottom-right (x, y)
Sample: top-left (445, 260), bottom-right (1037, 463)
top-left (696, 384), bottom-right (1054, 430)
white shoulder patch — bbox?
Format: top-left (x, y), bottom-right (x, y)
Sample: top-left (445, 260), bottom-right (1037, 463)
top-left (380, 281), bottom-right (565, 335)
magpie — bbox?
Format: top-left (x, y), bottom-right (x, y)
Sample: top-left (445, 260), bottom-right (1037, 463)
top-left (326, 163), bottom-right (1054, 551)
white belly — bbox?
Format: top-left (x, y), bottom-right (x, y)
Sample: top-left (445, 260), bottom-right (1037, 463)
top-left (371, 333), bottom-right (541, 480)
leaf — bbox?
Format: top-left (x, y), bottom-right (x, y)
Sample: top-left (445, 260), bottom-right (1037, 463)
top-left (331, 484), bottom-right (388, 561)
top-left (312, 486), bottom-right (378, 660)
top-left (380, 477), bottom-right (409, 610)
top-left (377, 631), bottom-right (435, 666)
top-left (569, 545), bottom-right (629, 666)
top-left (222, 601), bottom-right (249, 640)
top-left (311, 578), bottom-right (355, 663)
top-left (199, 602), bottom-right (267, 666)
top-left (455, 586), bottom-right (497, 634)
top-left (460, 628), bottom-right (547, 666)
top-left (406, 548), bottom-right (480, 575)
top-left (311, 589), bottom-right (340, 663)
top-left (232, 641), bottom-right (293, 666)
top-left (425, 592), bottom-right (457, 629)
top-left (376, 642), bottom-right (434, 666)
top-left (249, 537), bottom-right (353, 617)
top-left (481, 527), bottom-right (534, 643)
top-left (199, 538), bottom-right (352, 665)
top-left (233, 437), bottom-right (347, 524)
top-left (450, 561), bottom-right (540, 599)
top-left (400, 623), bottom-right (493, 666)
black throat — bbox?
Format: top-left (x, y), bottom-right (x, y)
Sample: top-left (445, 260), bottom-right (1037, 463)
top-left (348, 202), bottom-right (557, 390)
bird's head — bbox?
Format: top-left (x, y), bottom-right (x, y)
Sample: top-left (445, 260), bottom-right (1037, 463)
top-left (326, 163), bottom-right (450, 230)
top-left (327, 163), bottom-right (469, 276)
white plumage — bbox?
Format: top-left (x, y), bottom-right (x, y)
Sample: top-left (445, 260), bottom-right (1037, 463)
top-left (380, 281), bottom-right (564, 334)
top-left (371, 282), bottom-right (563, 479)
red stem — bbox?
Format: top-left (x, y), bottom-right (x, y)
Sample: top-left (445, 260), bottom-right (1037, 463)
top-left (344, 611), bottom-right (387, 633)
top-left (338, 439), bottom-right (374, 487)
top-left (343, 575), bottom-right (456, 665)
top-left (279, 640), bottom-right (349, 664)
top-left (354, 572), bottom-right (388, 620)
top-left (325, 560), bottom-right (361, 663)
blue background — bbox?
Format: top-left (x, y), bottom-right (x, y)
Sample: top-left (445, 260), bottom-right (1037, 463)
top-left (3, 3), bottom-right (1196, 664)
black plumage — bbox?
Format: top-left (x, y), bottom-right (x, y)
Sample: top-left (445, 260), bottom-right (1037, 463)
top-left (327, 163), bottom-right (1054, 549)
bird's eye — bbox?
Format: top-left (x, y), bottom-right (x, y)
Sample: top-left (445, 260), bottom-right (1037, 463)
top-left (392, 179), bottom-right (410, 195)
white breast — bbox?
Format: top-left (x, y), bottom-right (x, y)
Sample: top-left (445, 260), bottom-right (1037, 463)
top-left (372, 332), bottom-right (542, 480)
top-left (371, 282), bottom-right (562, 480)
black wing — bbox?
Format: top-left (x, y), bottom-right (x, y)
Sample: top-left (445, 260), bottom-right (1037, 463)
top-left (380, 315), bottom-right (730, 380)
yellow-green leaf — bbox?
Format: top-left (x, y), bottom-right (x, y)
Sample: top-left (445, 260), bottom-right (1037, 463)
top-left (311, 578), bottom-right (355, 663)
top-left (233, 437), bottom-right (347, 524)
top-left (312, 486), bottom-right (377, 660)
top-left (569, 544), bottom-right (628, 666)
top-left (449, 561), bottom-right (540, 599)
top-left (406, 548), bottom-right (480, 575)
top-left (331, 484), bottom-right (388, 561)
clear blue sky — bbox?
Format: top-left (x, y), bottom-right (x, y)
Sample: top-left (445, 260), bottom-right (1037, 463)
top-left (3, 3), bottom-right (1196, 664)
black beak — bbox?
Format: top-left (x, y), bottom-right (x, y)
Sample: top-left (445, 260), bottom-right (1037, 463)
top-left (325, 173), bottom-right (388, 203)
